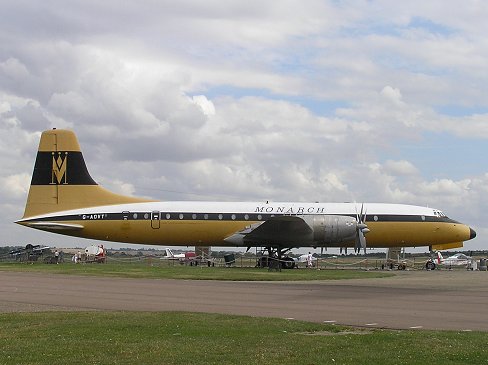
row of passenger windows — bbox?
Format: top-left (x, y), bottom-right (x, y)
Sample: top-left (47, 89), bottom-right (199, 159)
top-left (128, 212), bottom-right (266, 221)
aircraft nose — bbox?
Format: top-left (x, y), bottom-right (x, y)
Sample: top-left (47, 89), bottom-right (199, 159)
top-left (469, 227), bottom-right (477, 240)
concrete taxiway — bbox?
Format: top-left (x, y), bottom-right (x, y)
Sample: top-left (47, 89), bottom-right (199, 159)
top-left (0, 270), bottom-right (487, 331)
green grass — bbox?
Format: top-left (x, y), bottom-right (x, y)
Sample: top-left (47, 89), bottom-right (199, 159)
top-left (0, 312), bottom-right (486, 365)
top-left (0, 261), bottom-right (393, 281)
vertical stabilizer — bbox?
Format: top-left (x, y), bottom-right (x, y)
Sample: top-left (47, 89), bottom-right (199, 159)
top-left (22, 129), bottom-right (151, 218)
top-left (435, 251), bottom-right (443, 264)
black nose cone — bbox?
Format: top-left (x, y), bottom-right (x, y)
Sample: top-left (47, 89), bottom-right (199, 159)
top-left (470, 228), bottom-right (477, 240)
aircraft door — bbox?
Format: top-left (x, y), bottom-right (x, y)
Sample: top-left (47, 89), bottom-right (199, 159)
top-left (151, 211), bottom-right (160, 229)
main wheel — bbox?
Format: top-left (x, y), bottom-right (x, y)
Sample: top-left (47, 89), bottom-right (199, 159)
top-left (281, 257), bottom-right (296, 269)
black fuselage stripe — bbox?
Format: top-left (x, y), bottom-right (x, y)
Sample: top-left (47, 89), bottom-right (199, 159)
top-left (25, 213), bottom-right (460, 224)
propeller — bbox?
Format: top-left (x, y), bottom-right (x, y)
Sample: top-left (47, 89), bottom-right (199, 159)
top-left (355, 204), bottom-right (370, 254)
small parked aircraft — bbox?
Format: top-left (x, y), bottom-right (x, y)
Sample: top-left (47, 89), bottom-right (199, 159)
top-left (438, 252), bottom-right (473, 266)
top-left (426, 252), bottom-right (473, 270)
top-left (163, 248), bottom-right (196, 261)
top-left (9, 244), bottom-right (50, 262)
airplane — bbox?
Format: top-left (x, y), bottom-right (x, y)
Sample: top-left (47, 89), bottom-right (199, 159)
top-left (426, 252), bottom-right (473, 270)
top-left (162, 248), bottom-right (211, 267)
top-left (16, 129), bottom-right (477, 262)
top-left (163, 248), bottom-right (196, 261)
top-left (9, 244), bottom-right (50, 261)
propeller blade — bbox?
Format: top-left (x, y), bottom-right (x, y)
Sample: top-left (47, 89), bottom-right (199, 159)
top-left (355, 230), bottom-right (366, 249)
top-left (354, 203), bottom-right (369, 254)
top-left (355, 205), bottom-right (362, 224)
top-left (359, 230), bottom-right (366, 249)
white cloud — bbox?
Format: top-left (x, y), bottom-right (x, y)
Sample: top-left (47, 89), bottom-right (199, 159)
top-left (191, 95), bottom-right (215, 116)
top-left (105, 179), bottom-right (136, 197)
top-left (0, 58), bottom-right (29, 79)
top-left (0, 173), bottom-right (30, 198)
top-left (380, 86), bottom-right (404, 106)
top-left (383, 160), bottom-right (419, 176)
top-left (419, 178), bottom-right (471, 195)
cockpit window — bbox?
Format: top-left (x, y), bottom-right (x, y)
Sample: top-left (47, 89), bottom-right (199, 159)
top-left (433, 210), bottom-right (447, 218)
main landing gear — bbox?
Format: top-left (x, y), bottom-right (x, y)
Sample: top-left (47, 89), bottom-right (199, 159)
top-left (257, 247), bottom-right (295, 271)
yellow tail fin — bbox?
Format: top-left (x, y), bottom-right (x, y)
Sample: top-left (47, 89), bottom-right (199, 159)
top-left (22, 128), bottom-right (151, 218)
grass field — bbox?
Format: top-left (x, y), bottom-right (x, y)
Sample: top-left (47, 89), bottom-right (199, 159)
top-left (0, 262), bottom-right (485, 364)
top-left (0, 312), bottom-right (486, 365)
top-left (0, 261), bottom-right (394, 281)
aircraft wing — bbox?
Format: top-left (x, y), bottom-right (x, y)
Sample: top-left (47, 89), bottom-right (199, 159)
top-left (224, 216), bottom-right (313, 246)
top-left (32, 245), bottom-right (50, 252)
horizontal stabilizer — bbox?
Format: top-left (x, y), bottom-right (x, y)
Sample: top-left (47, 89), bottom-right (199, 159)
top-left (21, 222), bottom-right (84, 230)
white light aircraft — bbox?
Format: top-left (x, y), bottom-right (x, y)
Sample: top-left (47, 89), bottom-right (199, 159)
top-left (163, 248), bottom-right (196, 260)
top-left (436, 252), bottom-right (473, 267)
top-left (16, 129), bottom-right (477, 260)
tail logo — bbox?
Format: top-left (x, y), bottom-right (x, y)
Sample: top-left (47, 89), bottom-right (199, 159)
top-left (51, 152), bottom-right (68, 185)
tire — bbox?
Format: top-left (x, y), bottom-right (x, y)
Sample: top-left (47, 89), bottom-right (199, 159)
top-left (426, 261), bottom-right (436, 270)
top-left (281, 257), bottom-right (296, 269)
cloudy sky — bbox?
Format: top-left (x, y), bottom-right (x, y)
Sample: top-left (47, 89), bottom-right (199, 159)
top-left (1, 1), bottom-right (487, 252)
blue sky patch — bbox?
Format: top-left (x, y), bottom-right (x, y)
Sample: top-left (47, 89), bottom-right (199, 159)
top-left (191, 85), bottom-right (350, 116)
top-left (408, 16), bottom-right (457, 36)
top-left (389, 131), bottom-right (483, 180)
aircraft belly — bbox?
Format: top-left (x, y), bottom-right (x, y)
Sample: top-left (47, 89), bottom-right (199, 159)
top-left (71, 220), bottom-right (250, 246)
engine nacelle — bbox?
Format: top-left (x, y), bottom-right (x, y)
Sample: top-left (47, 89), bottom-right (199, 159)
top-left (305, 215), bottom-right (357, 245)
